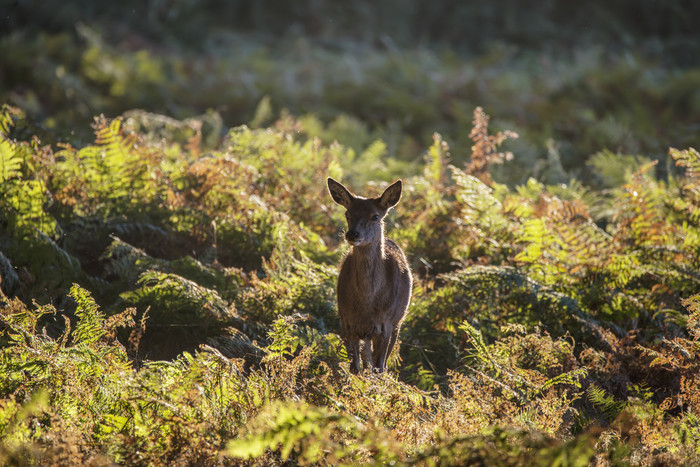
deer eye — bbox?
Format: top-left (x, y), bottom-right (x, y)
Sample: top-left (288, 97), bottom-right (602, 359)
top-left (371, 214), bottom-right (380, 221)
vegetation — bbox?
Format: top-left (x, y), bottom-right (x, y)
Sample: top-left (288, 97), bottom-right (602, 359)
top-left (1, 100), bottom-right (700, 465)
top-left (2, 2), bottom-right (700, 464)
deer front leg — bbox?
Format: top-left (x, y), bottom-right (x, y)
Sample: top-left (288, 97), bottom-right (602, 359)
top-left (361, 339), bottom-right (372, 372)
top-left (371, 332), bottom-right (391, 373)
top-left (346, 337), bottom-right (361, 374)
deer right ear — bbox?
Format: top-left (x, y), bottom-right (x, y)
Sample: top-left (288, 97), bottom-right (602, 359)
top-left (327, 178), bottom-right (354, 208)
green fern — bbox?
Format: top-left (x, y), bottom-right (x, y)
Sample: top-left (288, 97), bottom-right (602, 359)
top-left (70, 283), bottom-right (106, 345)
top-left (0, 104), bottom-right (22, 137)
top-left (458, 320), bottom-right (491, 365)
top-left (588, 385), bottom-right (627, 420)
top-left (0, 138), bottom-right (21, 182)
top-left (671, 147), bottom-right (700, 224)
top-left (120, 270), bottom-right (230, 324)
top-left (537, 368), bottom-right (588, 394)
top-left (225, 400), bottom-right (398, 465)
top-left (423, 132), bottom-right (448, 184)
top-left (267, 316), bottom-right (302, 358)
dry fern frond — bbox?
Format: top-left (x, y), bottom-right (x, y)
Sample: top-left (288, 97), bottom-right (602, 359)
top-left (465, 106), bottom-right (518, 185)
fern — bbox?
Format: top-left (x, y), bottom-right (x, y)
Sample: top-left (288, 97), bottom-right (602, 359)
top-left (682, 293), bottom-right (700, 341)
top-left (121, 270), bottom-right (230, 324)
top-left (267, 316), bottom-right (302, 358)
top-left (458, 320), bottom-right (532, 402)
top-left (0, 390), bottom-right (49, 454)
top-left (537, 368), bottom-right (588, 394)
top-left (464, 106), bottom-right (518, 186)
top-left (226, 400), bottom-right (399, 465)
top-left (588, 385), bottom-right (627, 420)
top-left (0, 138), bottom-right (21, 182)
top-left (70, 283), bottom-right (106, 345)
top-left (0, 104), bottom-right (23, 137)
top-left (424, 132), bottom-right (450, 185)
top-left (444, 265), bottom-right (607, 348)
top-left (671, 147), bottom-right (700, 224)
top-left (0, 296), bottom-right (54, 336)
top-left (458, 320), bottom-right (491, 365)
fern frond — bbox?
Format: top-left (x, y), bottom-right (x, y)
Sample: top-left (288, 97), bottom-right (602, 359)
top-left (458, 320), bottom-right (490, 364)
top-left (424, 132), bottom-right (450, 185)
top-left (682, 293), bottom-right (700, 341)
top-left (538, 368), bottom-right (588, 394)
top-left (0, 104), bottom-right (23, 137)
top-left (69, 283), bottom-right (106, 345)
top-left (0, 138), bottom-right (21, 182)
top-left (588, 385), bottom-right (626, 420)
top-left (671, 147), bottom-right (700, 224)
top-left (464, 106), bottom-right (518, 185)
top-left (671, 147), bottom-right (700, 181)
top-left (93, 116), bottom-right (136, 163)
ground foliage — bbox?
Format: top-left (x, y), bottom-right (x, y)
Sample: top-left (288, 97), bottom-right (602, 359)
top-left (1, 102), bottom-right (700, 465)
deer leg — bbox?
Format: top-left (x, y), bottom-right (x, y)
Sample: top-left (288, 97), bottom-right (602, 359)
top-left (372, 332), bottom-right (391, 373)
top-left (361, 339), bottom-right (372, 371)
top-left (385, 326), bottom-right (400, 362)
top-left (347, 337), bottom-right (361, 374)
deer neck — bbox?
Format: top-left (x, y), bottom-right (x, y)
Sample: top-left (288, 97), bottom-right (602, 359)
top-left (350, 230), bottom-right (385, 293)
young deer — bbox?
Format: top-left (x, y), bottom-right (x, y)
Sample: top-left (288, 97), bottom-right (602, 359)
top-left (327, 177), bottom-right (412, 374)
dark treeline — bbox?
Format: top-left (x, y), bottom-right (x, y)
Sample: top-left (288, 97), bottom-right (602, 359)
top-left (4, 0), bottom-right (699, 64)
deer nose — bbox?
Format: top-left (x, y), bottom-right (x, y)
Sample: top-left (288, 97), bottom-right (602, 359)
top-left (346, 230), bottom-right (359, 242)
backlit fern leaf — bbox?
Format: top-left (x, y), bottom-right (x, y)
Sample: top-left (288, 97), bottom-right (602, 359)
top-left (513, 190), bottom-right (614, 285)
top-left (449, 165), bottom-right (513, 263)
top-left (0, 139), bottom-right (21, 182)
top-left (93, 115), bottom-right (136, 164)
top-left (70, 283), bottom-right (106, 345)
top-left (424, 132), bottom-right (450, 185)
top-left (61, 114), bottom-right (163, 211)
top-left (225, 401), bottom-right (364, 464)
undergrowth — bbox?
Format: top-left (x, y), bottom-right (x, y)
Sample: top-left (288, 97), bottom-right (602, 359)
top-left (1, 102), bottom-right (700, 465)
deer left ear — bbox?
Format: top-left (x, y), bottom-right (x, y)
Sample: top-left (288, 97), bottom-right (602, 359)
top-left (378, 180), bottom-right (402, 210)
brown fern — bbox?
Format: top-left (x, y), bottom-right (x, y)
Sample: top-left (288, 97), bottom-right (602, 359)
top-left (185, 120), bottom-right (203, 159)
top-left (465, 107), bottom-right (518, 185)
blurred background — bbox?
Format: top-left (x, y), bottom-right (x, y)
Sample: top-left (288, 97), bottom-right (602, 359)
top-left (2, 0), bottom-right (699, 185)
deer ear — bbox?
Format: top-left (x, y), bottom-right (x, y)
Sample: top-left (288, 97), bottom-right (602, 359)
top-left (378, 180), bottom-right (402, 210)
top-left (327, 178), bottom-right (354, 208)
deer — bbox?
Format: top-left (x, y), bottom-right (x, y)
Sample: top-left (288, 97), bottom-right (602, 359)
top-left (327, 177), bottom-right (412, 374)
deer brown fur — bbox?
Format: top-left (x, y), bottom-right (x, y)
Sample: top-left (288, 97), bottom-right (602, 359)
top-left (327, 177), bottom-right (412, 374)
